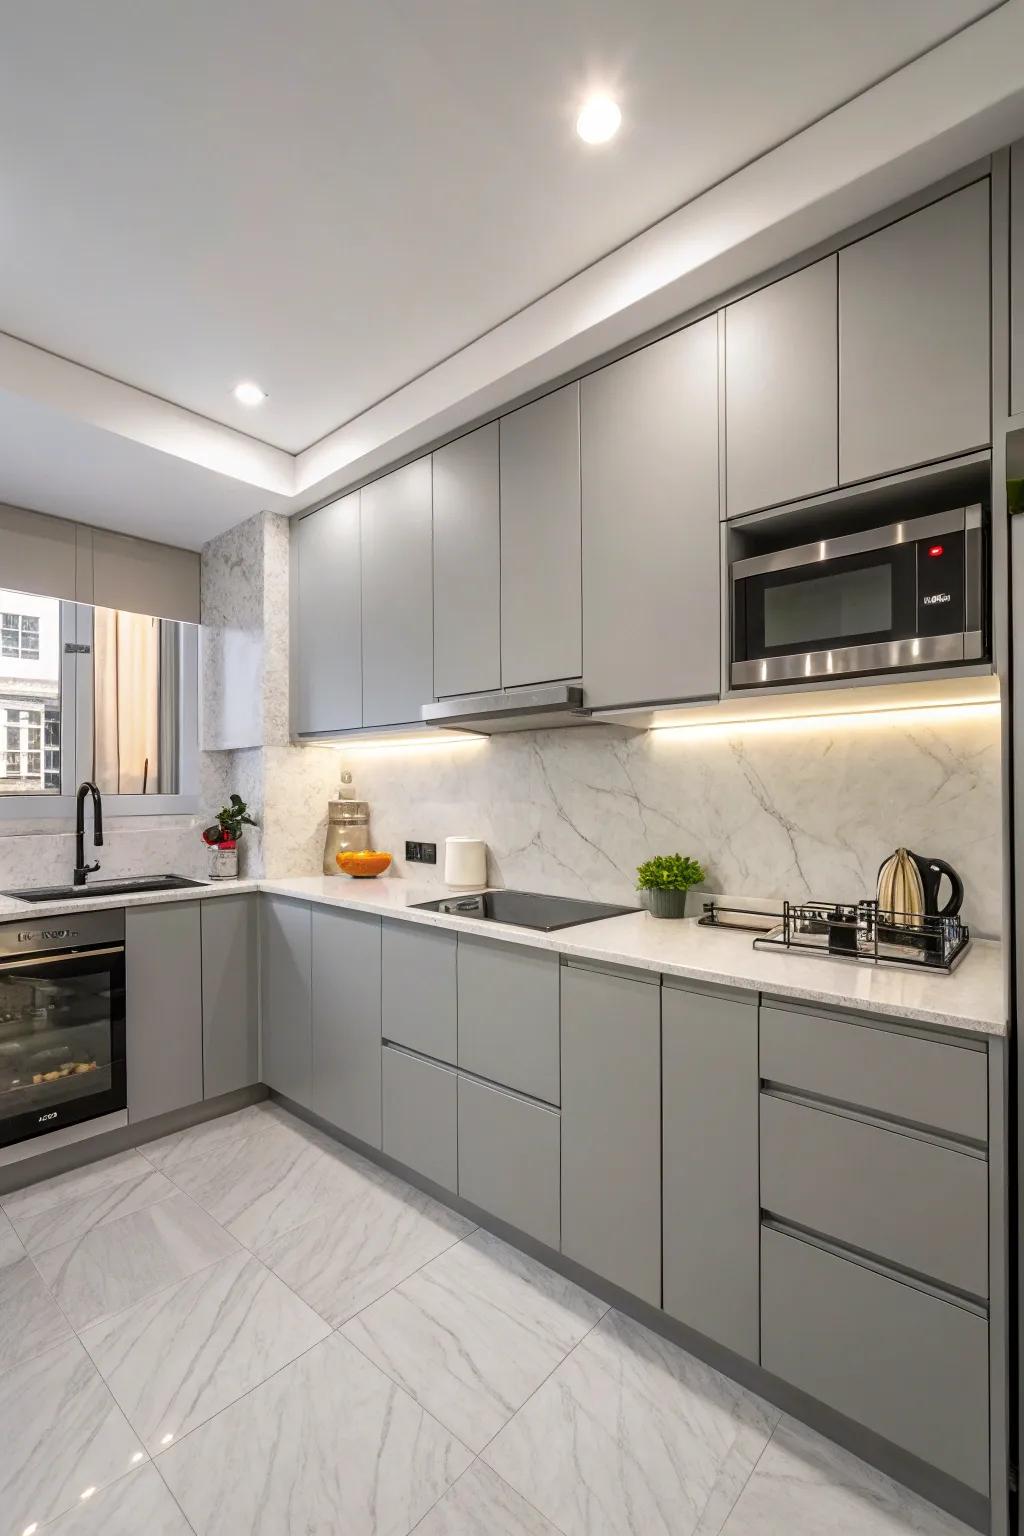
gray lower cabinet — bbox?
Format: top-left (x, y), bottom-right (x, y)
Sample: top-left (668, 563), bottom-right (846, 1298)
top-left (839, 180), bottom-right (990, 483)
top-left (457, 935), bottom-right (560, 1103)
top-left (360, 456), bottom-right (434, 726)
top-left (381, 921), bottom-right (457, 1064)
top-left (662, 982), bottom-right (759, 1360)
top-left (725, 256), bottom-right (838, 516)
top-left (761, 1225), bottom-right (989, 1495)
top-left (260, 895), bottom-right (312, 1108)
top-left (293, 492), bottom-right (362, 734)
top-left (499, 382), bottom-right (582, 686)
top-left (581, 316), bottom-right (720, 710)
top-left (458, 1075), bottom-right (560, 1249)
top-left (560, 961), bottom-right (661, 1305)
top-left (1013, 141), bottom-right (1024, 418)
top-left (201, 894), bottom-right (259, 1099)
top-left (311, 906), bottom-right (382, 1148)
top-left (381, 1044), bottom-right (457, 1193)
top-left (432, 423), bottom-right (501, 697)
top-left (126, 903), bottom-right (203, 1122)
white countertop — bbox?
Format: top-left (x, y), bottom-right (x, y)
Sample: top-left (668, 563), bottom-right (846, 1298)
top-left (0, 873), bottom-right (1004, 1037)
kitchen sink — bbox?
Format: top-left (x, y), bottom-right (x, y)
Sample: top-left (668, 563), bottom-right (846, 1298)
top-left (3, 875), bottom-right (206, 903)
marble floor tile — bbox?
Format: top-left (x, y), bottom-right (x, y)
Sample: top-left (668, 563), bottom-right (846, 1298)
top-left (33, 1191), bottom-right (240, 1331)
top-left (2, 1148), bottom-right (155, 1223)
top-left (257, 1166), bottom-right (475, 1327)
top-left (139, 1103), bottom-right (275, 1175)
top-left (0, 1336), bottom-right (146, 1534)
top-left (484, 1309), bottom-right (780, 1536)
top-left (344, 1228), bottom-right (607, 1452)
top-left (80, 1248), bottom-right (331, 1453)
top-left (158, 1330), bottom-right (473, 1536)
top-left (11, 1167), bottom-right (177, 1257)
top-left (412, 1460), bottom-right (563, 1536)
top-left (0, 1206), bottom-right (25, 1269)
top-left (0, 1253), bottom-right (74, 1372)
top-left (720, 1416), bottom-right (975, 1536)
top-left (37, 1464), bottom-right (192, 1536)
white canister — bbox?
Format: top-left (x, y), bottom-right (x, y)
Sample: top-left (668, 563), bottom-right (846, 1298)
top-left (444, 837), bottom-right (487, 888)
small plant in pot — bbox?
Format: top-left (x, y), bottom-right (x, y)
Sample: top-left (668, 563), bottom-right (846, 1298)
top-left (203, 794), bottom-right (257, 880)
top-left (636, 853), bottom-right (706, 919)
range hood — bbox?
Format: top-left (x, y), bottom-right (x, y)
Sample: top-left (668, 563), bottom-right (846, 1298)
top-left (421, 684), bottom-right (600, 734)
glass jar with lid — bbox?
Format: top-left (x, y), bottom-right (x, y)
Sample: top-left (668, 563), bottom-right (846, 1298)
top-left (323, 800), bottom-right (370, 875)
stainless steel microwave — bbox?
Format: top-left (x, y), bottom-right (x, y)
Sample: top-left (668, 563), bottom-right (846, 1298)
top-left (729, 506), bottom-right (985, 689)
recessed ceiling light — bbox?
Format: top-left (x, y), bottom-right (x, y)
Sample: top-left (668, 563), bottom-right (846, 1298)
top-left (232, 380), bottom-right (267, 406)
top-left (575, 95), bottom-right (621, 145)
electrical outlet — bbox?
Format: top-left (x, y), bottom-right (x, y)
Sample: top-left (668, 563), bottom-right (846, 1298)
top-left (405, 841), bottom-right (437, 864)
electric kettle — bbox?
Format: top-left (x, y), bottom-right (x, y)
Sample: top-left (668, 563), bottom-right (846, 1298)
top-left (876, 848), bottom-right (964, 920)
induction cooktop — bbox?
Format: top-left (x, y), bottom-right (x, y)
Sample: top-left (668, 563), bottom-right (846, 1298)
top-left (410, 889), bottom-right (637, 933)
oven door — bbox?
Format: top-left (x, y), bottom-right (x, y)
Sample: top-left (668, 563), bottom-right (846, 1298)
top-left (0, 944), bottom-right (126, 1149)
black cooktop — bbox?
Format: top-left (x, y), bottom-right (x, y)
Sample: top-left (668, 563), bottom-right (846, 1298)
top-left (411, 889), bottom-right (637, 932)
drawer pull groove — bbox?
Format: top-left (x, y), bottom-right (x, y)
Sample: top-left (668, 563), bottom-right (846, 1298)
top-left (760, 1082), bottom-right (987, 1157)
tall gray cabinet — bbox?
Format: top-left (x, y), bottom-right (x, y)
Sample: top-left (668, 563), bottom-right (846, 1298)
top-left (581, 316), bottom-right (720, 709)
top-left (260, 895), bottom-right (312, 1108)
top-left (311, 906), bottom-right (382, 1148)
top-left (361, 457), bottom-right (434, 726)
top-left (499, 382), bottom-right (582, 686)
top-left (293, 492), bottom-right (362, 735)
top-left (432, 424), bottom-right (501, 697)
top-left (126, 903), bottom-right (203, 1123)
top-left (201, 894), bottom-right (259, 1099)
top-left (1010, 141), bottom-right (1023, 418)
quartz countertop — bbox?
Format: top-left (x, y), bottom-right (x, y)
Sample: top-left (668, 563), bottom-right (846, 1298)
top-left (0, 872), bottom-right (1004, 1037)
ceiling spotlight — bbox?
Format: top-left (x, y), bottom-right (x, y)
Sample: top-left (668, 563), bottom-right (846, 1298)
top-left (575, 95), bottom-right (621, 145)
top-left (232, 380), bottom-right (267, 406)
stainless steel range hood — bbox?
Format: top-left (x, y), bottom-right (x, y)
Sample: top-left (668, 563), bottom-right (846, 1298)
top-left (421, 684), bottom-right (596, 733)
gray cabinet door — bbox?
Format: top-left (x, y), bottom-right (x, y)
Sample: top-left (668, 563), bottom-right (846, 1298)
top-left (458, 1075), bottom-right (560, 1249)
top-left (457, 935), bottom-right (560, 1103)
top-left (201, 894), bottom-right (259, 1099)
top-left (433, 424), bottom-right (500, 697)
top-left (839, 181), bottom-right (990, 483)
top-left (662, 983), bottom-right (759, 1360)
top-left (1012, 142), bottom-right (1024, 418)
top-left (126, 903), bottom-right (203, 1122)
top-left (381, 921), bottom-right (457, 1064)
top-left (311, 906), bottom-right (382, 1148)
top-left (361, 457), bottom-right (434, 726)
top-left (581, 317), bottom-right (720, 709)
top-left (725, 257), bottom-right (838, 516)
top-left (500, 383), bottom-right (582, 686)
top-left (560, 962), bottom-right (661, 1305)
top-left (260, 895), bottom-right (312, 1108)
top-left (381, 1045), bottom-right (457, 1193)
top-left (294, 493), bottom-right (362, 734)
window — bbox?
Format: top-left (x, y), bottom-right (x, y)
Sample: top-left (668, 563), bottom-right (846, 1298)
top-left (2, 611), bottom-right (40, 660)
top-left (0, 593), bottom-right (61, 795)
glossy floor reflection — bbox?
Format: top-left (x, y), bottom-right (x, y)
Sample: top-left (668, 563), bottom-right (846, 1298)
top-left (0, 1103), bottom-right (975, 1535)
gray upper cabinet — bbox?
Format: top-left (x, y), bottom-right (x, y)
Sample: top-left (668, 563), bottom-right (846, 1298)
top-left (500, 383), bottom-right (582, 686)
top-left (560, 961), bottom-right (661, 1306)
top-left (433, 424), bottom-right (501, 697)
top-left (457, 935), bottom-right (560, 1103)
top-left (725, 257), bottom-right (838, 516)
top-left (294, 494), bottom-right (362, 735)
top-left (839, 180), bottom-right (990, 483)
top-left (662, 982), bottom-right (759, 1361)
top-left (126, 903), bottom-right (203, 1123)
top-left (312, 906), bottom-right (382, 1149)
top-left (381, 921), bottom-right (457, 1064)
top-left (581, 317), bottom-right (720, 710)
top-left (360, 457), bottom-right (434, 726)
top-left (260, 895), bottom-right (312, 1108)
top-left (201, 895), bottom-right (259, 1100)
top-left (1012, 142), bottom-right (1023, 418)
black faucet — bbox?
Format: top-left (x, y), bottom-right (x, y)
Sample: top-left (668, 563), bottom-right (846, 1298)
top-left (74, 781), bottom-right (104, 886)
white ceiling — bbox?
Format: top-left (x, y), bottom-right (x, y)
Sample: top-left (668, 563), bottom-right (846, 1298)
top-left (0, 0), bottom-right (1001, 459)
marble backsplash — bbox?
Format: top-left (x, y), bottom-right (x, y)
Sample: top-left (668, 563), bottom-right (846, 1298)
top-left (327, 709), bottom-right (1003, 936)
top-left (0, 816), bottom-right (209, 890)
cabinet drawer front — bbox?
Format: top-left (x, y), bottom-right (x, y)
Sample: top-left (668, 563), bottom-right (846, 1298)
top-left (458, 1076), bottom-right (560, 1249)
top-left (760, 1094), bottom-right (987, 1296)
top-left (381, 1046), bottom-right (457, 1194)
top-left (458, 936), bottom-right (559, 1103)
top-left (760, 1003), bottom-right (987, 1142)
top-left (761, 1226), bottom-right (988, 1494)
top-left (381, 922), bottom-right (457, 1065)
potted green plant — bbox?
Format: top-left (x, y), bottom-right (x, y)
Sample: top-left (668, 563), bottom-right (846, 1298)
top-left (202, 794), bottom-right (257, 880)
top-left (636, 853), bottom-right (706, 919)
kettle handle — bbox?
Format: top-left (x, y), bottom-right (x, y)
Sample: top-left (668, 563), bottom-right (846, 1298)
top-left (920, 856), bottom-right (964, 918)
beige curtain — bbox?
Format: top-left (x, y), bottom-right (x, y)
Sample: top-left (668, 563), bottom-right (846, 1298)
top-left (92, 609), bottom-right (160, 793)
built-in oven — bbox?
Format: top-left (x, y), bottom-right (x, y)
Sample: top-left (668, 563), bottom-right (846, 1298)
top-left (730, 506), bottom-right (985, 688)
top-left (0, 908), bottom-right (125, 1153)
